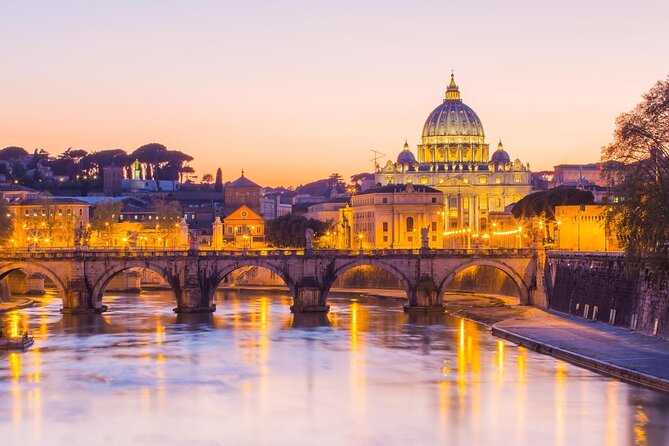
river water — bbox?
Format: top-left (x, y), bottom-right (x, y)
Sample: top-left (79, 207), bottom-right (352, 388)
top-left (1, 289), bottom-right (668, 446)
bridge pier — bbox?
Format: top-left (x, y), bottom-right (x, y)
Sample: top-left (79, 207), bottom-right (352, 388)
top-left (290, 281), bottom-right (330, 313)
top-left (403, 278), bottom-right (443, 313)
top-left (173, 287), bottom-right (216, 313)
top-left (61, 287), bottom-right (107, 314)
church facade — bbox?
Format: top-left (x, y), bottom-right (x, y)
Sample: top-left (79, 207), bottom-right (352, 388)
top-left (375, 75), bottom-right (532, 232)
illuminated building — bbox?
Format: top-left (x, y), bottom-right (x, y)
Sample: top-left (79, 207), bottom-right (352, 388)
top-left (337, 184), bottom-right (444, 249)
top-left (554, 205), bottom-right (620, 252)
top-left (7, 197), bottom-right (90, 248)
top-left (222, 205), bottom-right (265, 249)
top-left (375, 74), bottom-right (532, 232)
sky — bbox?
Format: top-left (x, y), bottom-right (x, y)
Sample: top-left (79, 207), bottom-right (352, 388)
top-left (1, 0), bottom-right (668, 187)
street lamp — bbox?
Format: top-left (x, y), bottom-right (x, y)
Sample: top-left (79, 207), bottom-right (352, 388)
top-left (358, 233), bottom-right (363, 250)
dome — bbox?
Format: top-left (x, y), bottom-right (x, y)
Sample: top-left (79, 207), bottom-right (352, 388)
top-left (421, 74), bottom-right (485, 139)
top-left (490, 140), bottom-right (511, 163)
top-left (397, 140), bottom-right (416, 164)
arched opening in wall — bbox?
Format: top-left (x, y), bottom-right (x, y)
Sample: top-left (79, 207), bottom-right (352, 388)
top-left (328, 264), bottom-right (409, 307)
top-left (442, 265), bottom-right (521, 305)
top-left (0, 265), bottom-right (64, 309)
top-left (98, 267), bottom-right (176, 311)
top-left (214, 265), bottom-right (293, 327)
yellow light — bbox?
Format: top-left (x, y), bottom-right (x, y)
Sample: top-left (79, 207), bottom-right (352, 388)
top-left (122, 237), bottom-right (128, 243)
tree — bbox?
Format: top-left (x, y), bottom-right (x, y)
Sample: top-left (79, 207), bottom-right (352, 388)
top-left (215, 168), bottom-right (223, 192)
top-left (602, 75), bottom-right (669, 258)
top-left (265, 214), bottom-right (329, 248)
top-left (90, 200), bottom-right (123, 246)
top-left (0, 146), bottom-right (29, 161)
top-left (512, 187), bottom-right (595, 221)
top-left (151, 198), bottom-right (182, 248)
top-left (201, 173), bottom-right (214, 184)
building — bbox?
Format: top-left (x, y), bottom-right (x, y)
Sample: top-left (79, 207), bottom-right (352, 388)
top-left (338, 184), bottom-right (444, 249)
top-left (260, 193), bottom-right (292, 221)
top-left (224, 171), bottom-right (262, 213)
top-left (7, 197), bottom-right (91, 248)
top-left (103, 165), bottom-right (124, 196)
top-left (375, 74), bottom-right (532, 232)
top-left (0, 184), bottom-right (42, 203)
top-left (305, 197), bottom-right (350, 224)
top-left (554, 205), bottom-right (620, 252)
top-left (222, 205), bottom-right (265, 249)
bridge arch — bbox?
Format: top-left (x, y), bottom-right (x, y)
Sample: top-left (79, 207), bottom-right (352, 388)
top-left (325, 259), bottom-right (413, 304)
top-left (0, 262), bottom-right (68, 298)
top-left (92, 261), bottom-right (176, 307)
top-left (206, 259), bottom-right (296, 307)
top-left (438, 259), bottom-right (530, 304)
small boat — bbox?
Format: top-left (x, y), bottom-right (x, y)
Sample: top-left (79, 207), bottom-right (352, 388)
top-left (0, 332), bottom-right (34, 351)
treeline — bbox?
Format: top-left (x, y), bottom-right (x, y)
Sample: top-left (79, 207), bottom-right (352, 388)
top-left (265, 215), bottom-right (331, 248)
top-left (0, 143), bottom-right (195, 188)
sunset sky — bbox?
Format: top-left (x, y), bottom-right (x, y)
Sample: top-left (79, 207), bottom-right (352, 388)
top-left (1, 0), bottom-right (668, 187)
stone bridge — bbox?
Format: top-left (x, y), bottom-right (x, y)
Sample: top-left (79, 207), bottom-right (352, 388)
top-left (0, 248), bottom-right (539, 314)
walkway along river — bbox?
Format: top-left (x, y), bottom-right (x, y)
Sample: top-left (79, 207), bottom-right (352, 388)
top-left (1, 289), bottom-right (668, 446)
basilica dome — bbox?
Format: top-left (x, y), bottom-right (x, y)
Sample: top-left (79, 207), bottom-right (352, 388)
top-left (396, 140), bottom-right (416, 164)
top-left (421, 74), bottom-right (485, 140)
top-left (490, 140), bottom-right (511, 163)
top-left (417, 74), bottom-right (489, 164)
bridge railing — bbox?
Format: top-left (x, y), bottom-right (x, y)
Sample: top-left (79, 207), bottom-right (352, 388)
top-left (0, 247), bottom-right (536, 260)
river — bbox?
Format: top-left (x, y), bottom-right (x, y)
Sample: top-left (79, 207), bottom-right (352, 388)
top-left (1, 289), bottom-right (668, 445)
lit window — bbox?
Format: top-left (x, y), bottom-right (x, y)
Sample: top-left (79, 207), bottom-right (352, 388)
top-left (514, 174), bottom-right (521, 183)
top-left (479, 176), bottom-right (487, 184)
top-left (495, 177), bottom-right (502, 184)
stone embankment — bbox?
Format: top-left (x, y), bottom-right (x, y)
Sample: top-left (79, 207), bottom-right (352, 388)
top-left (492, 308), bottom-right (669, 392)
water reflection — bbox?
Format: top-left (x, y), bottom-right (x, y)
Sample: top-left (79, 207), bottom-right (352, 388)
top-left (0, 289), bottom-right (667, 445)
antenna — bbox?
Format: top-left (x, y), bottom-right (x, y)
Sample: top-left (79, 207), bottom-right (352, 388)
top-left (370, 149), bottom-right (386, 172)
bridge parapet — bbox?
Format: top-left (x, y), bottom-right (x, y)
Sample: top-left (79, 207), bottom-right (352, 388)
top-left (0, 247), bottom-right (538, 315)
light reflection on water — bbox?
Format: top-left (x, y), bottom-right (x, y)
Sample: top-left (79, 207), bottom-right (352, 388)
top-left (0, 289), bottom-right (668, 446)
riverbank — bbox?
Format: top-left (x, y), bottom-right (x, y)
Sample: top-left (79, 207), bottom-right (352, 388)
top-left (0, 297), bottom-right (34, 314)
top-left (492, 308), bottom-right (669, 392)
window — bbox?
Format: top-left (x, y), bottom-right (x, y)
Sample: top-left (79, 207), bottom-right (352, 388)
top-left (450, 197), bottom-right (458, 208)
top-left (382, 222), bottom-right (388, 232)
top-left (478, 176), bottom-right (487, 184)
top-left (382, 197), bottom-right (388, 204)
top-left (420, 175), bottom-right (428, 185)
top-left (431, 221), bottom-right (437, 231)
top-left (431, 197), bottom-right (437, 203)
top-left (495, 177), bottom-right (502, 184)
top-left (383, 235), bottom-right (388, 242)
top-left (463, 178), bottom-right (469, 184)
top-left (406, 217), bottom-right (414, 232)
top-left (514, 174), bottom-right (522, 183)
top-left (479, 195), bottom-right (488, 210)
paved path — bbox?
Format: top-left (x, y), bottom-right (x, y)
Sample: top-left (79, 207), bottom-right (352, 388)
top-left (0, 298), bottom-right (34, 314)
top-left (493, 308), bottom-right (669, 392)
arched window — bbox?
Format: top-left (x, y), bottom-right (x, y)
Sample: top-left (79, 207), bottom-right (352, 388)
top-left (406, 217), bottom-right (414, 232)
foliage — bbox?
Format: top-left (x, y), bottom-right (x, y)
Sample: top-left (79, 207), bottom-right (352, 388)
top-left (151, 198), bottom-right (182, 247)
top-left (265, 214), bottom-right (330, 248)
top-left (0, 146), bottom-right (29, 161)
top-left (215, 168), bottom-right (223, 192)
top-left (295, 173), bottom-right (347, 197)
top-left (201, 173), bottom-right (214, 184)
top-left (602, 75), bottom-right (669, 259)
top-left (90, 200), bottom-right (123, 244)
top-left (511, 187), bottom-right (594, 220)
